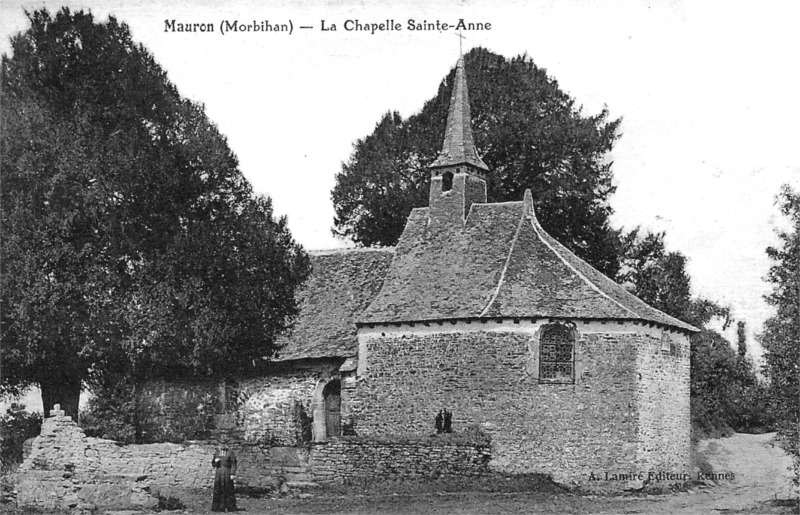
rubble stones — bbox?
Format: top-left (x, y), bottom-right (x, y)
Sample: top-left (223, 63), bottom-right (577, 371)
top-left (15, 412), bottom-right (492, 509)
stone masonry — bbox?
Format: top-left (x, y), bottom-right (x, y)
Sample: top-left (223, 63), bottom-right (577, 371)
top-left (15, 406), bottom-right (492, 510)
top-left (636, 330), bottom-right (691, 474)
top-left (15, 406), bottom-right (301, 510)
top-left (139, 359), bottom-right (341, 446)
top-left (351, 320), bottom-right (691, 488)
top-left (310, 437), bottom-right (491, 484)
top-left (17, 406), bottom-right (161, 511)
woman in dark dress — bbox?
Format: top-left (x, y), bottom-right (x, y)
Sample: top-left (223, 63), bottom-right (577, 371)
top-left (211, 445), bottom-right (237, 512)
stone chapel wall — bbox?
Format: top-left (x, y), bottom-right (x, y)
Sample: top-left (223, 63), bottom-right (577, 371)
top-left (349, 321), bottom-right (689, 487)
top-left (635, 331), bottom-right (692, 475)
top-left (138, 359), bottom-right (341, 446)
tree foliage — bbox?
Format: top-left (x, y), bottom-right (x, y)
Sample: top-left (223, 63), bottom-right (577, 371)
top-left (619, 228), bottom-right (771, 435)
top-left (0, 404), bottom-right (42, 471)
top-left (689, 329), bottom-right (769, 437)
top-left (736, 321), bottom-right (747, 358)
top-left (332, 48), bottom-right (622, 277)
top-left (618, 228), bottom-right (730, 328)
top-left (1, 8), bottom-right (310, 419)
top-left (760, 184), bottom-right (800, 482)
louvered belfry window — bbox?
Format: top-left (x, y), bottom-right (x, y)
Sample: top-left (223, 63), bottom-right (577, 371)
top-left (540, 324), bottom-right (575, 383)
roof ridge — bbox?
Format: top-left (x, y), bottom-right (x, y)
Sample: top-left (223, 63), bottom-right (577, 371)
top-left (526, 205), bottom-right (640, 319)
top-left (479, 204), bottom-right (525, 317)
top-left (309, 247), bottom-right (396, 256)
top-left (472, 200), bottom-right (524, 208)
top-left (539, 231), bottom-right (698, 331)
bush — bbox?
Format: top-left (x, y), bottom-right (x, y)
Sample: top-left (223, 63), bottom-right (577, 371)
top-left (81, 377), bottom-right (200, 444)
top-left (0, 403), bottom-right (42, 471)
top-left (155, 492), bottom-right (186, 511)
top-left (691, 446), bottom-right (714, 477)
top-left (690, 330), bottom-right (772, 438)
top-left (80, 379), bottom-right (140, 443)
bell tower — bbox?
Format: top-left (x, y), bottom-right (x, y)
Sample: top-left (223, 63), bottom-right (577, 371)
top-left (429, 56), bottom-right (489, 225)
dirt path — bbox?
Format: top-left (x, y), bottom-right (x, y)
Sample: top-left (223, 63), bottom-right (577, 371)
top-left (227, 433), bottom-right (797, 515)
top-left (635, 432), bottom-right (796, 514)
top-left (54, 432), bottom-right (792, 514)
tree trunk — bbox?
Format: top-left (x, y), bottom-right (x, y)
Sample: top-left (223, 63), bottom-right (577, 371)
top-left (40, 372), bottom-right (82, 421)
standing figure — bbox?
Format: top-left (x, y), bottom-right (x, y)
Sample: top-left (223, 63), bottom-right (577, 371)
top-left (211, 445), bottom-right (237, 512)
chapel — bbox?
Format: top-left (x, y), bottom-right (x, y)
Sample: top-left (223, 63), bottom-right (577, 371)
top-left (144, 55), bottom-right (698, 486)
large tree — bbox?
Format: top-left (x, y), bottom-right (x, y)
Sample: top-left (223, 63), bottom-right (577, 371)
top-left (1, 9), bottom-right (310, 419)
top-left (760, 184), bottom-right (800, 482)
top-left (332, 48), bottom-right (622, 277)
top-left (619, 228), bottom-right (773, 435)
top-left (618, 228), bottom-right (732, 328)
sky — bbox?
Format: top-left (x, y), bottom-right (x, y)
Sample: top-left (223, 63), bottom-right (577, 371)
top-left (1, 0), bottom-right (799, 408)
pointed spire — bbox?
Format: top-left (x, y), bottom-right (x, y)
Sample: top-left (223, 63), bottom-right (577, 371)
top-left (430, 56), bottom-right (489, 172)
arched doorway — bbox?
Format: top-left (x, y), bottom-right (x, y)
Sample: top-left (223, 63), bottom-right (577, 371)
top-left (322, 379), bottom-right (341, 438)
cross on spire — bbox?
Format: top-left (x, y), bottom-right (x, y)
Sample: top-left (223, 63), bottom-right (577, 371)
top-left (456, 29), bottom-right (466, 56)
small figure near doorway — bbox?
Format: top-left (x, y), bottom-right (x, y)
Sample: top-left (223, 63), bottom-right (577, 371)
top-left (211, 444), bottom-right (237, 512)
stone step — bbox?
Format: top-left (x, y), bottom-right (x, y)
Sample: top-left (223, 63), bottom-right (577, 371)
top-left (282, 466), bottom-right (310, 474)
top-left (285, 481), bottom-right (319, 489)
top-left (284, 472), bottom-right (314, 482)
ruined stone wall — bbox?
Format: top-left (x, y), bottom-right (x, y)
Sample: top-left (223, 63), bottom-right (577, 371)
top-left (16, 410), bottom-right (489, 509)
top-left (350, 321), bottom-right (675, 486)
top-left (310, 437), bottom-right (490, 484)
top-left (17, 411), bottom-right (179, 510)
top-left (636, 331), bottom-right (692, 475)
top-left (15, 410), bottom-right (310, 510)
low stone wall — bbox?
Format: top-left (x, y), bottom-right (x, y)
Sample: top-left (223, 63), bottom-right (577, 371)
top-left (18, 410), bottom-right (162, 510)
top-left (16, 409), bottom-right (492, 509)
top-left (15, 409), bottom-right (306, 510)
top-left (310, 437), bottom-right (491, 484)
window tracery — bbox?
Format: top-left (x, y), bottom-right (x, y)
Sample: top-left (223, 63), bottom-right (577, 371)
top-left (539, 324), bottom-right (575, 384)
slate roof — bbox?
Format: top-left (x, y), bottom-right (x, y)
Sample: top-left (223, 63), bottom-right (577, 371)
top-left (275, 248), bottom-right (394, 361)
top-left (359, 190), bottom-right (698, 333)
top-left (276, 56), bottom-right (695, 365)
top-left (430, 56), bottom-right (489, 172)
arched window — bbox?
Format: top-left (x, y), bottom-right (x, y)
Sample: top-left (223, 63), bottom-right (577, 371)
top-left (442, 171), bottom-right (454, 192)
top-left (539, 324), bottom-right (575, 384)
top-left (323, 379), bottom-right (341, 437)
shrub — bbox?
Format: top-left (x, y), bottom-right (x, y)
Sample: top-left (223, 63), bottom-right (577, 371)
top-left (690, 329), bottom-right (772, 438)
top-left (0, 403), bottom-right (42, 471)
top-left (691, 445), bottom-right (714, 477)
top-left (81, 377), bottom-right (215, 444)
top-left (80, 379), bottom-right (140, 443)
top-left (155, 492), bottom-right (186, 511)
